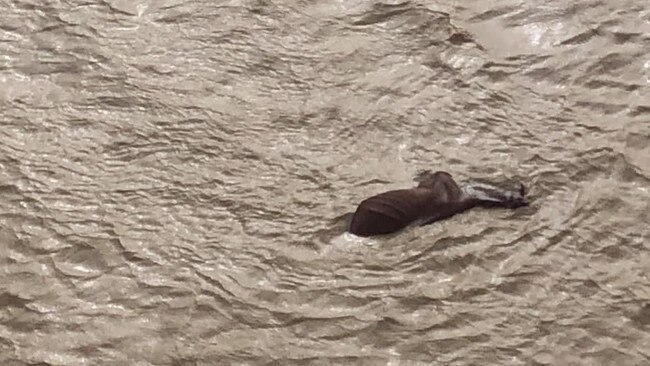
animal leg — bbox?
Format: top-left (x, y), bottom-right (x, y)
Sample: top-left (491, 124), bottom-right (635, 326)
top-left (460, 181), bottom-right (529, 209)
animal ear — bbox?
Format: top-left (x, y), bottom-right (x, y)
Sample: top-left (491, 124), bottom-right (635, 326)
top-left (413, 169), bottom-right (433, 182)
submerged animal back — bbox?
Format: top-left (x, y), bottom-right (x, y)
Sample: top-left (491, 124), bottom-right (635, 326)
top-left (359, 189), bottom-right (427, 221)
top-left (348, 189), bottom-right (430, 236)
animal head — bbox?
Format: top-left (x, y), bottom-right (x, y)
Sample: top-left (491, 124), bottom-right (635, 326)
top-left (414, 170), bottom-right (452, 189)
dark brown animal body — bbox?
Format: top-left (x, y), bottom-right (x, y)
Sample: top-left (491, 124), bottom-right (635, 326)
top-left (348, 171), bottom-right (528, 237)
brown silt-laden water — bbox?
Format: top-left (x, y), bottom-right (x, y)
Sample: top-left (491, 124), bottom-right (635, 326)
top-left (1, 0), bottom-right (649, 365)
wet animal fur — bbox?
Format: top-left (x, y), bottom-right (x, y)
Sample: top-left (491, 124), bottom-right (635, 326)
top-left (348, 170), bottom-right (528, 237)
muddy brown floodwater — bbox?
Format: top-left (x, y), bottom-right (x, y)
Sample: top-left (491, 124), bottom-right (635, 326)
top-left (1, 0), bottom-right (649, 365)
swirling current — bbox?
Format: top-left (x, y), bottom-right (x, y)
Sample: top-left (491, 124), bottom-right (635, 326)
top-left (1, 0), bottom-right (649, 365)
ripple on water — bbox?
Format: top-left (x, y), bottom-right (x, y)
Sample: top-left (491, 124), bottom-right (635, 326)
top-left (52, 247), bottom-right (108, 278)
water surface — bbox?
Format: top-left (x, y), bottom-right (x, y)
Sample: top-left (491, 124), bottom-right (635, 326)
top-left (1, 0), bottom-right (649, 365)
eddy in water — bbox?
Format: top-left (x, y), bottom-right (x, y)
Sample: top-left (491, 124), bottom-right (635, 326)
top-left (348, 170), bottom-right (529, 237)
